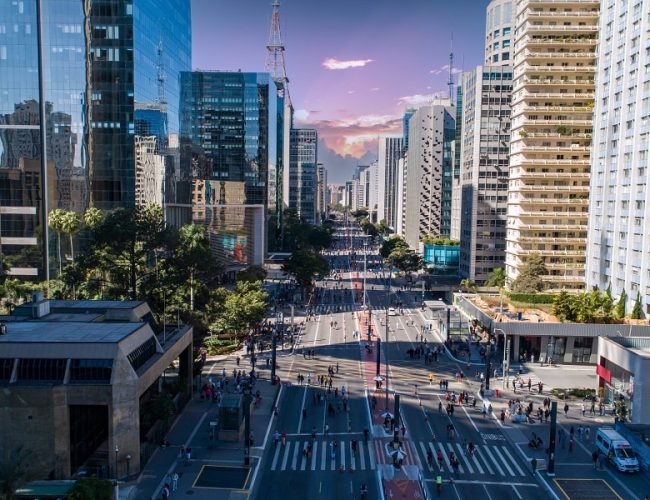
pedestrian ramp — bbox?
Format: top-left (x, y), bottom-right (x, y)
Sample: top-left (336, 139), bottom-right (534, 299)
top-left (414, 441), bottom-right (528, 478)
top-left (269, 439), bottom-right (376, 472)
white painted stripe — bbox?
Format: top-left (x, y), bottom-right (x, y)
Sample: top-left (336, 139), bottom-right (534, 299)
top-left (455, 443), bottom-right (474, 474)
top-left (437, 442), bottom-right (451, 471)
top-left (340, 441), bottom-right (345, 469)
top-left (481, 446), bottom-right (502, 475)
top-left (281, 442), bottom-right (291, 471)
top-left (419, 442), bottom-right (433, 471)
top-left (271, 444), bottom-right (282, 470)
top-left (311, 442), bottom-right (318, 471)
top-left (368, 441), bottom-right (376, 470)
top-left (291, 442), bottom-right (300, 470)
top-left (359, 442), bottom-right (366, 470)
top-left (492, 446), bottom-right (515, 476)
top-left (500, 446), bottom-right (525, 476)
top-left (350, 442), bottom-right (356, 470)
top-left (321, 442), bottom-right (327, 471)
top-left (300, 442), bottom-right (307, 471)
top-left (429, 443), bottom-right (443, 471)
top-left (446, 442), bottom-right (464, 473)
top-left (471, 449), bottom-right (484, 474)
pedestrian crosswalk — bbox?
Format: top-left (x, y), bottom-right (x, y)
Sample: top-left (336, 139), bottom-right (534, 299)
top-left (269, 439), bottom-right (376, 472)
top-left (267, 438), bottom-right (526, 478)
top-left (414, 441), bottom-right (527, 477)
top-left (314, 304), bottom-right (387, 314)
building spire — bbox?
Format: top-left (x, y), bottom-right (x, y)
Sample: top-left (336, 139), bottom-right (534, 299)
top-left (265, 0), bottom-right (290, 103)
top-left (448, 33), bottom-right (454, 103)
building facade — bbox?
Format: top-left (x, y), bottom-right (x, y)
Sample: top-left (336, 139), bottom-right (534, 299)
top-left (315, 163), bottom-right (327, 223)
top-left (505, 0), bottom-right (599, 290)
top-left (288, 128), bottom-right (317, 224)
top-left (0, 0), bottom-right (192, 278)
top-left (459, 66), bottom-right (512, 283)
top-left (377, 137), bottom-right (403, 229)
top-left (587, 0), bottom-right (650, 315)
top-left (403, 102), bottom-right (456, 250)
top-left (485, 0), bottom-right (515, 65)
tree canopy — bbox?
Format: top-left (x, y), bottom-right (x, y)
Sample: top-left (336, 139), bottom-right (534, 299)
top-left (283, 249), bottom-right (329, 292)
top-left (485, 268), bottom-right (507, 288)
top-left (511, 253), bottom-right (547, 293)
top-left (380, 236), bottom-right (409, 259)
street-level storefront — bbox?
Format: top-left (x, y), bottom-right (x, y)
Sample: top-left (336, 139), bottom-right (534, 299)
top-left (597, 337), bottom-right (650, 425)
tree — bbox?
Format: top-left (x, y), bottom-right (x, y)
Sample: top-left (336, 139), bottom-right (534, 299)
top-left (615, 290), bottom-right (627, 319)
top-left (601, 285), bottom-right (614, 323)
top-left (66, 477), bottom-right (113, 500)
top-left (211, 281), bottom-right (268, 340)
top-left (283, 249), bottom-right (329, 292)
top-left (60, 210), bottom-right (81, 262)
top-left (83, 207), bottom-right (103, 229)
top-left (631, 292), bottom-right (643, 320)
top-left (237, 265), bottom-right (268, 283)
top-left (388, 247), bottom-right (423, 278)
top-left (485, 268), bottom-right (506, 288)
top-left (511, 253), bottom-right (547, 293)
top-left (0, 445), bottom-right (32, 499)
top-left (175, 224), bottom-right (212, 311)
top-left (460, 279), bottom-right (478, 293)
top-left (48, 208), bottom-right (66, 275)
top-left (380, 236), bottom-right (408, 259)
top-left (553, 290), bottom-right (574, 322)
top-left (376, 219), bottom-right (392, 236)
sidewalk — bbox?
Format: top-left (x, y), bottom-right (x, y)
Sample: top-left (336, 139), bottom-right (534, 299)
top-left (122, 351), bottom-right (280, 500)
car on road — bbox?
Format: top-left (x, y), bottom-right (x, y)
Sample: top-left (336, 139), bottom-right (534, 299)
top-left (388, 307), bottom-right (397, 316)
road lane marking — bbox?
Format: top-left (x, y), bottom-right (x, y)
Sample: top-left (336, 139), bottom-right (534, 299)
top-left (311, 441), bottom-right (318, 471)
top-left (482, 446), bottom-right (503, 475)
top-left (500, 445), bottom-right (525, 476)
top-left (511, 485), bottom-right (523, 499)
top-left (359, 441), bottom-right (366, 469)
top-left (446, 442), bottom-right (465, 473)
top-left (341, 440), bottom-right (346, 469)
top-left (271, 445), bottom-right (281, 470)
top-left (291, 441), bottom-right (300, 470)
top-left (471, 449), bottom-right (484, 474)
top-left (368, 440), bottom-right (376, 470)
top-left (297, 386), bottom-right (308, 434)
top-left (460, 402), bottom-right (480, 434)
top-left (321, 442), bottom-right (327, 470)
top-left (455, 443), bottom-right (474, 473)
top-left (281, 443), bottom-right (291, 470)
top-left (437, 442), bottom-right (452, 470)
top-left (492, 446), bottom-right (515, 476)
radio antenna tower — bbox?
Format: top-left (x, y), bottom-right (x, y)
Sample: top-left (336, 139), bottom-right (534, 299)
top-left (265, 0), bottom-right (291, 103)
top-left (447, 34), bottom-right (454, 102)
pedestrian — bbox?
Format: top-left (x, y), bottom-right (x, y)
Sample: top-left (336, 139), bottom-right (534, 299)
top-left (564, 403), bottom-right (569, 417)
top-left (590, 401), bottom-right (596, 415)
top-left (581, 403), bottom-right (586, 417)
top-left (531, 457), bottom-right (537, 476)
top-left (568, 438), bottom-right (574, 453)
top-left (585, 427), bottom-right (591, 441)
top-left (162, 485), bottom-right (170, 500)
top-left (165, 474), bottom-right (172, 488)
top-left (592, 450), bottom-right (599, 469)
top-left (528, 378), bottom-right (532, 392)
top-left (171, 472), bottom-right (178, 492)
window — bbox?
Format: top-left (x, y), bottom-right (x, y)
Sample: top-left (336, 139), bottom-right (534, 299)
top-left (127, 336), bottom-right (157, 372)
top-left (70, 359), bottom-right (113, 383)
top-left (17, 358), bottom-right (67, 383)
top-left (0, 359), bottom-right (13, 381)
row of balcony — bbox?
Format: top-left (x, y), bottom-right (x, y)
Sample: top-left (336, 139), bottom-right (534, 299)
top-left (510, 248), bottom-right (586, 257)
top-left (513, 170), bottom-right (590, 178)
top-left (513, 146), bottom-right (591, 154)
top-left (514, 197), bottom-right (589, 205)
top-left (518, 64), bottom-right (597, 74)
top-left (522, 50), bottom-right (596, 60)
top-left (516, 119), bottom-right (592, 126)
top-left (517, 223), bottom-right (588, 231)
top-left (510, 184), bottom-right (590, 192)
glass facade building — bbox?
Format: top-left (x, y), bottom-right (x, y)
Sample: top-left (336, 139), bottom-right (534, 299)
top-left (0, 0), bottom-right (191, 278)
top-left (289, 128), bottom-right (317, 224)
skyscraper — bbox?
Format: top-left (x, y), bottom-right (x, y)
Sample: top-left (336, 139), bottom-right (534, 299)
top-left (587, 0), bottom-right (650, 314)
top-left (459, 66), bottom-right (512, 283)
top-left (485, 0), bottom-right (514, 65)
top-left (315, 163), bottom-right (328, 223)
top-left (505, 0), bottom-right (598, 290)
top-left (377, 137), bottom-right (403, 229)
top-left (0, 0), bottom-right (191, 278)
top-left (403, 101), bottom-right (455, 250)
top-left (289, 128), bottom-right (317, 224)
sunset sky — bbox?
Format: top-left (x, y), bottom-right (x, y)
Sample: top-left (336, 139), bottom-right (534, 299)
top-left (192, 0), bottom-right (486, 182)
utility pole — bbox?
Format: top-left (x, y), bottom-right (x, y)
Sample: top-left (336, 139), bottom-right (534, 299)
top-left (547, 402), bottom-right (557, 475)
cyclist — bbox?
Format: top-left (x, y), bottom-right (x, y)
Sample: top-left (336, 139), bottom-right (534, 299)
top-left (437, 449), bottom-right (444, 469)
top-left (426, 449), bottom-right (434, 468)
top-left (281, 431), bottom-right (287, 446)
top-left (363, 427), bottom-right (369, 442)
top-left (360, 483), bottom-right (368, 499)
top-left (273, 430), bottom-right (280, 447)
top-left (436, 474), bottom-right (443, 496)
top-left (468, 442), bottom-right (476, 458)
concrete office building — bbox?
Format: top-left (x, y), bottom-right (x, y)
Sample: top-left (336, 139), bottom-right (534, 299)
top-left (505, 0), bottom-right (599, 290)
top-left (316, 163), bottom-right (328, 223)
top-left (288, 129), bottom-right (317, 224)
top-left (459, 67), bottom-right (512, 283)
top-left (485, 0), bottom-right (515, 65)
top-left (377, 137), bottom-right (404, 229)
top-left (403, 102), bottom-right (455, 250)
top-left (587, 0), bottom-right (650, 315)
top-left (0, 295), bottom-right (193, 480)
top-left (0, 0), bottom-right (191, 279)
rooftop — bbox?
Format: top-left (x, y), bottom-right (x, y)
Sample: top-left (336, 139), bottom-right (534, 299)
top-left (0, 321), bottom-right (144, 344)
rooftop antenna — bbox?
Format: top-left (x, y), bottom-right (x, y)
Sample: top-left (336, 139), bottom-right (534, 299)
top-left (265, 0), bottom-right (291, 104)
top-left (448, 33), bottom-right (454, 103)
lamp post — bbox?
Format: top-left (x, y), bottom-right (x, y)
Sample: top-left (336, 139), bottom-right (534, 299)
top-left (114, 444), bottom-right (119, 480)
top-left (384, 265), bottom-right (392, 415)
top-left (494, 328), bottom-right (509, 389)
top-left (125, 454), bottom-right (131, 478)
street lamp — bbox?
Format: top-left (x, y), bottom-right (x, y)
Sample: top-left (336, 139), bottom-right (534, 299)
top-left (494, 328), bottom-right (509, 389)
top-left (114, 444), bottom-right (119, 479)
top-left (125, 454), bottom-right (131, 478)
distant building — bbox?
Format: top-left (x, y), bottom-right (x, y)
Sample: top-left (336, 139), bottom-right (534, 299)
top-left (316, 163), bottom-right (328, 222)
top-left (485, 0), bottom-right (514, 65)
top-left (0, 295), bottom-right (193, 480)
top-left (289, 129), bottom-right (318, 224)
top-left (403, 101), bottom-right (455, 250)
top-left (377, 137), bottom-right (404, 229)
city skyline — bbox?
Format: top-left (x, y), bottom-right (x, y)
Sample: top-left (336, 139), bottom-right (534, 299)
top-left (192, 0), bottom-right (486, 182)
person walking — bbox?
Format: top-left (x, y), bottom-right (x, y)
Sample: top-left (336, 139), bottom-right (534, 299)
top-left (531, 457), bottom-right (537, 476)
top-left (564, 402), bottom-right (569, 417)
top-left (592, 449), bottom-right (599, 469)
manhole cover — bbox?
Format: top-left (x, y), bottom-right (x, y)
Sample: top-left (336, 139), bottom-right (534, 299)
top-left (193, 465), bottom-right (251, 490)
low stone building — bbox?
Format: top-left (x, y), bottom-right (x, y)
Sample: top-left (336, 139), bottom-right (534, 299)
top-left (0, 295), bottom-right (193, 480)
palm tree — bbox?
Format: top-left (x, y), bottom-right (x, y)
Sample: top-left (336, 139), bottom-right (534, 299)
top-left (83, 207), bottom-right (103, 230)
top-left (178, 224), bottom-right (209, 311)
top-left (0, 445), bottom-right (32, 499)
top-left (60, 211), bottom-right (81, 262)
top-left (48, 209), bottom-right (66, 275)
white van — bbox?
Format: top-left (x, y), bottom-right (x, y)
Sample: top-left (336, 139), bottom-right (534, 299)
top-left (594, 427), bottom-right (640, 473)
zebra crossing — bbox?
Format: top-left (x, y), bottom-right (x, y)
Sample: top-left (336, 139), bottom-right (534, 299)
top-left (315, 304), bottom-right (385, 314)
top-left (269, 439), bottom-right (376, 472)
top-left (414, 441), bottom-right (527, 477)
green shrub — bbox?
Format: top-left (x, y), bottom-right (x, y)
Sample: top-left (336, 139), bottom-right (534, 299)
top-left (204, 336), bottom-right (238, 355)
top-left (505, 292), bottom-right (556, 304)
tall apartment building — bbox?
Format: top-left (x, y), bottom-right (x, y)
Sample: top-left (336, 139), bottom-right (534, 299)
top-left (403, 101), bottom-right (456, 250)
top-left (315, 163), bottom-right (327, 223)
top-left (377, 137), bottom-right (404, 229)
top-left (505, 0), bottom-right (599, 290)
top-left (288, 129), bottom-right (317, 224)
top-left (587, 0), bottom-right (650, 314)
top-left (0, 0), bottom-right (191, 278)
top-left (485, 0), bottom-right (515, 65)
top-left (459, 67), bottom-right (512, 283)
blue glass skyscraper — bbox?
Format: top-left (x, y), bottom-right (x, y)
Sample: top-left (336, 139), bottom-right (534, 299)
top-left (0, 0), bottom-right (191, 278)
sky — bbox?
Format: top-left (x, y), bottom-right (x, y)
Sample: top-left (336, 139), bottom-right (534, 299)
top-left (191, 0), bottom-right (487, 183)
